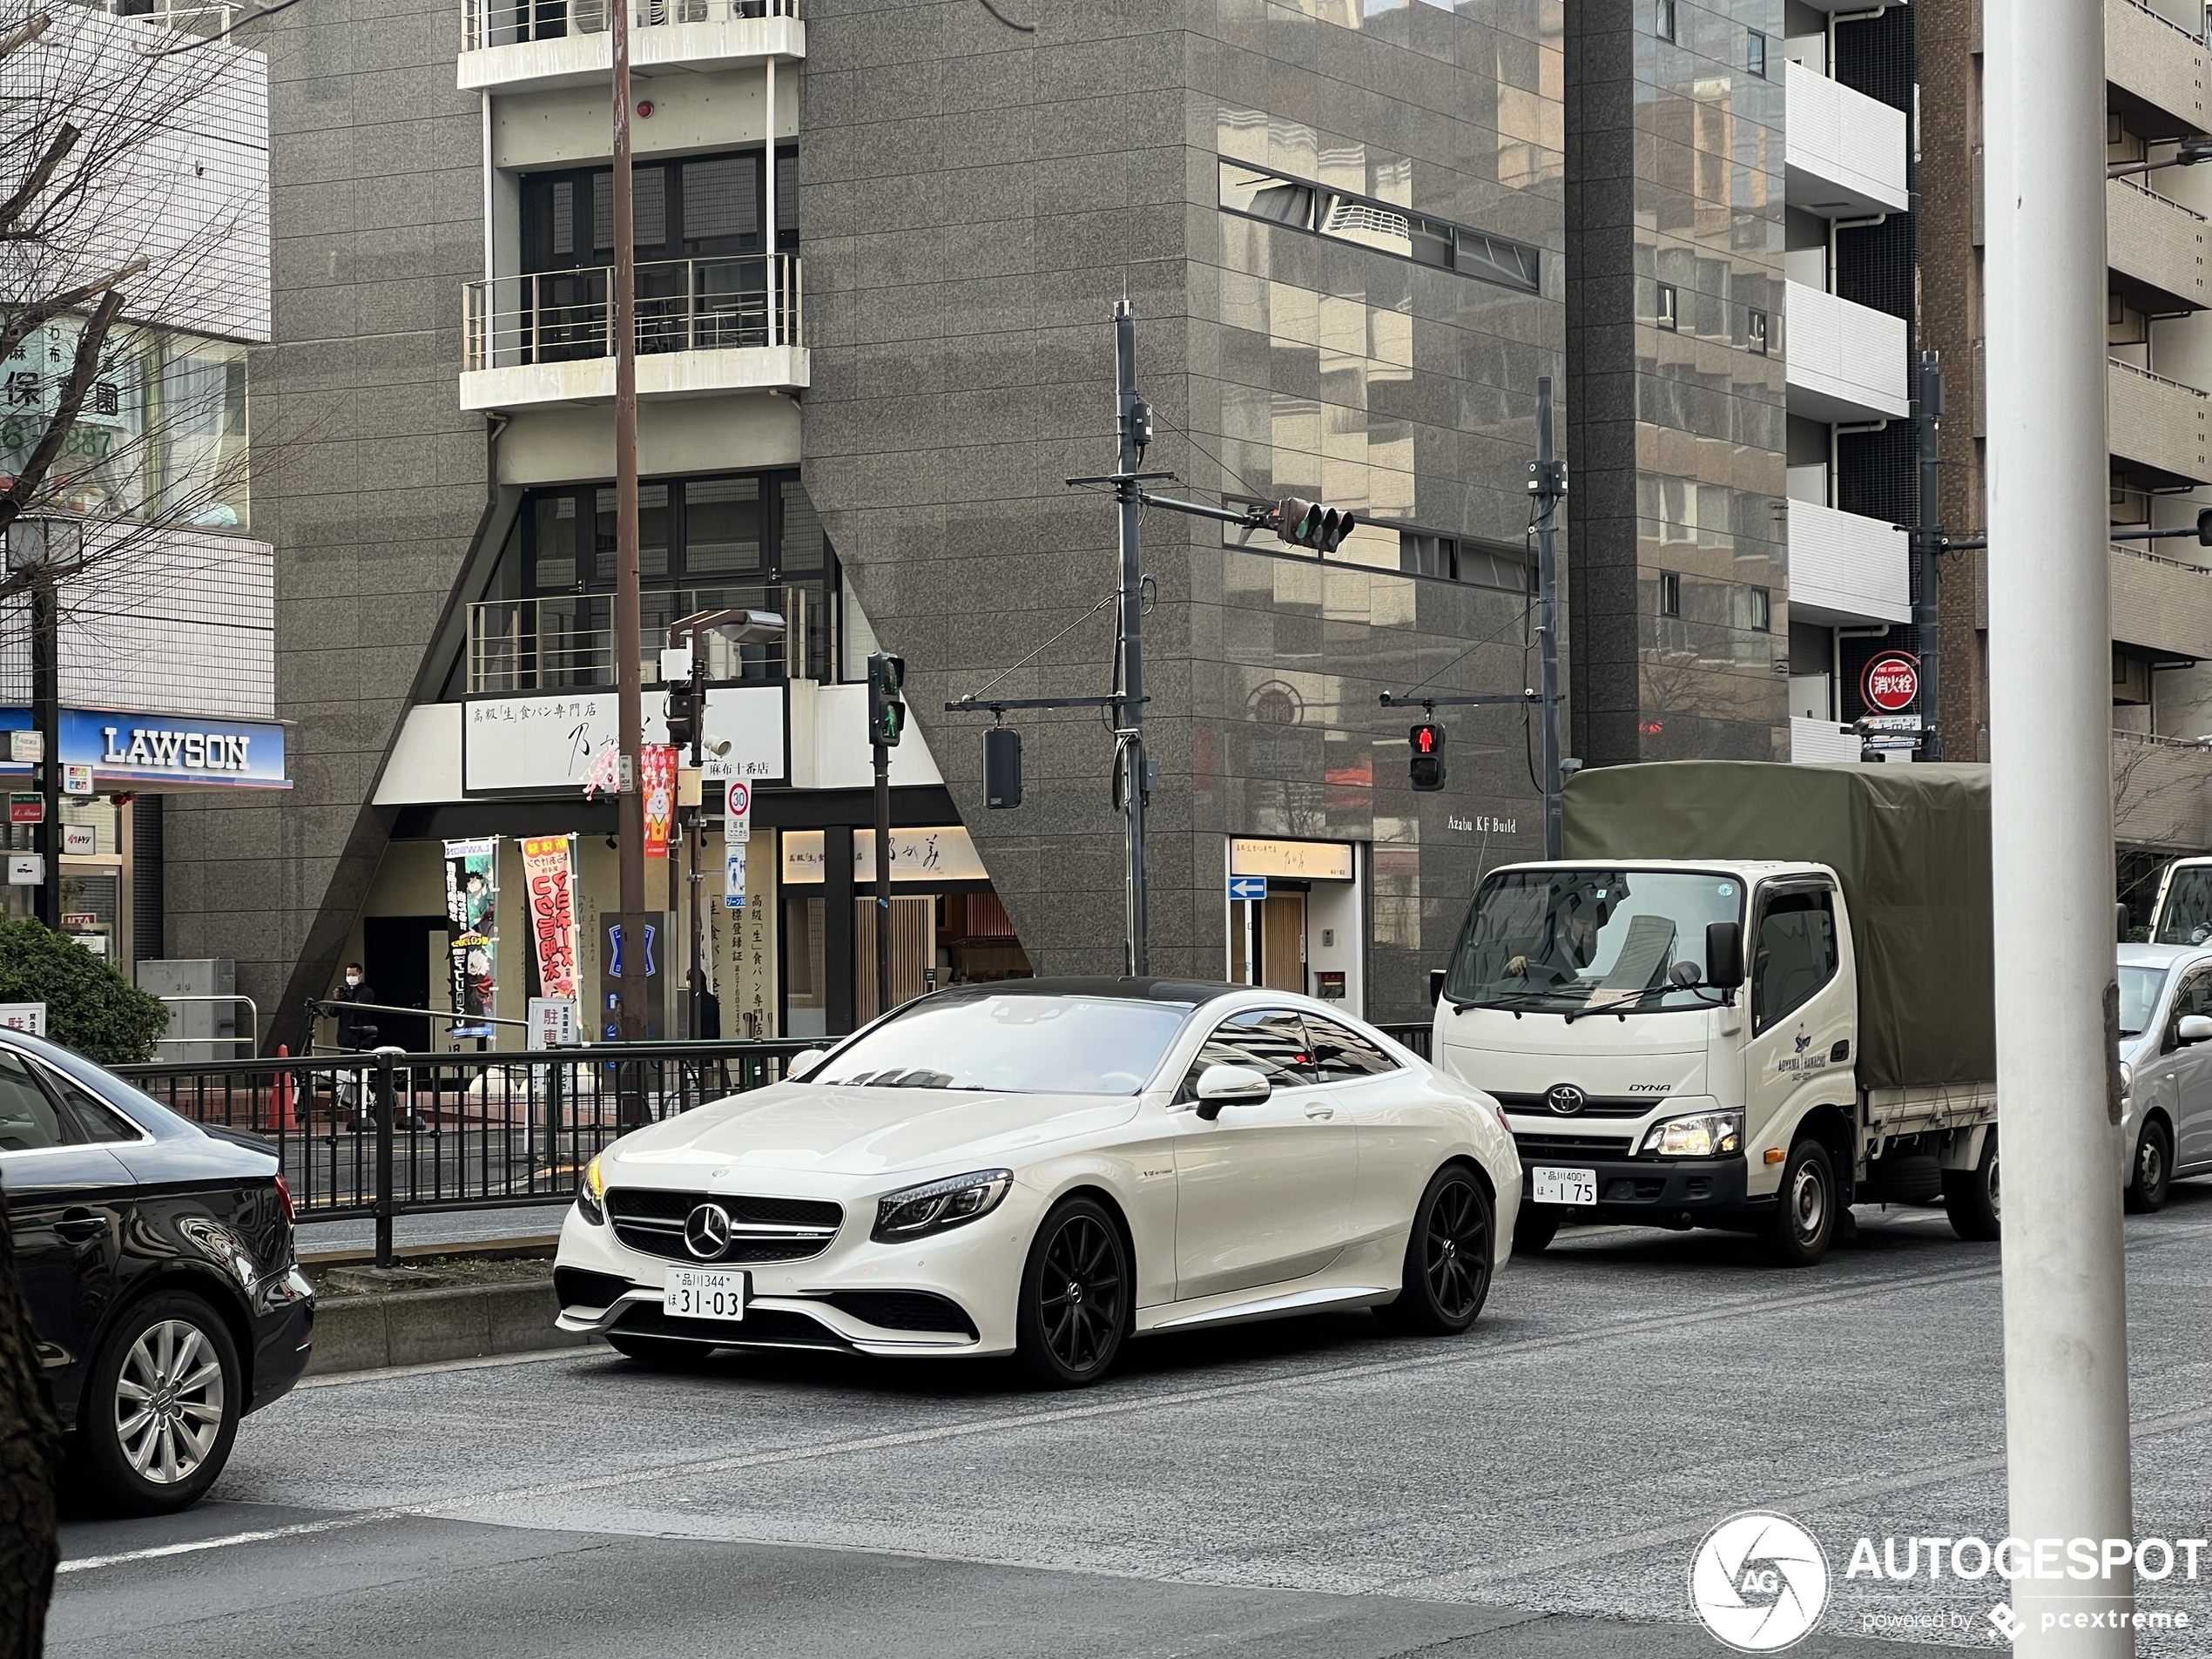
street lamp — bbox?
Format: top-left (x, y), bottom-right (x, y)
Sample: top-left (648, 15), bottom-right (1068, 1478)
top-left (665, 607), bottom-right (785, 1038)
top-left (2107, 136), bottom-right (2212, 178)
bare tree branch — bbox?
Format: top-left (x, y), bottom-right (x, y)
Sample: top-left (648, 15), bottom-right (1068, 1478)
top-left (0, 254), bottom-right (145, 365)
top-left (138, 0), bottom-right (312, 57)
top-left (0, 10), bottom-right (48, 61)
top-left (0, 121), bottom-right (76, 235)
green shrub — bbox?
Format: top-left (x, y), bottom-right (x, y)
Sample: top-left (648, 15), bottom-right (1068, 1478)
top-left (0, 918), bottom-right (169, 1065)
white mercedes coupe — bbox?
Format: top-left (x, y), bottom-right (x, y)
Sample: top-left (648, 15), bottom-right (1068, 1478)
top-left (554, 978), bottom-right (1521, 1387)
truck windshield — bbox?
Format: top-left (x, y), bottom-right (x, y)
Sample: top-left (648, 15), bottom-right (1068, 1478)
top-left (2118, 966), bottom-right (2168, 1038)
top-left (1444, 868), bottom-right (1744, 1015)
top-left (2155, 865), bottom-right (2212, 945)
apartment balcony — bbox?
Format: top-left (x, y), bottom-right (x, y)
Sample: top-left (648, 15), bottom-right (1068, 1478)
top-left (1785, 499), bottom-right (1912, 626)
top-left (1784, 61), bottom-right (1910, 218)
top-left (466, 583), bottom-right (824, 694)
top-left (459, 0), bottom-right (801, 93)
top-left (1790, 718), bottom-right (1864, 765)
top-left (2110, 543), bottom-right (2212, 660)
top-left (1784, 281), bottom-right (1910, 421)
top-left (459, 255), bottom-right (805, 411)
top-left (2109, 176), bottom-right (2212, 313)
top-left (2108, 358), bottom-right (2212, 486)
top-left (2115, 730), bottom-right (2212, 850)
top-left (2107, 0), bottom-right (2211, 139)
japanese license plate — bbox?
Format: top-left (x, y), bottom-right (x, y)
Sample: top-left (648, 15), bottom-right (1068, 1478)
top-left (663, 1267), bottom-right (747, 1321)
top-left (1530, 1166), bottom-right (1599, 1206)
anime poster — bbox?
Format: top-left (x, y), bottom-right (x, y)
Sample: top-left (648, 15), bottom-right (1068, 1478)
top-left (642, 745), bottom-right (678, 860)
top-left (519, 833), bottom-right (579, 1003)
top-left (442, 837), bottom-right (500, 1038)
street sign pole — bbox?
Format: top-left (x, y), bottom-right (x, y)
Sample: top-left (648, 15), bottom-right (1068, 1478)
top-left (1531, 377), bottom-right (1566, 859)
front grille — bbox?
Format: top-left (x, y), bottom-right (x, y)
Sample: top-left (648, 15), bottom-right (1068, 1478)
top-left (607, 1188), bottom-right (843, 1265)
top-left (1514, 1133), bottom-right (1636, 1161)
top-left (613, 1302), bottom-right (853, 1352)
top-left (555, 1266), bottom-right (631, 1310)
top-left (1493, 1091), bottom-right (1661, 1120)
top-left (822, 1291), bottom-right (978, 1339)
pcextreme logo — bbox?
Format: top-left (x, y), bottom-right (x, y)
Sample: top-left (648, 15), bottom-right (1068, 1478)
top-left (1689, 1512), bottom-right (1831, 1652)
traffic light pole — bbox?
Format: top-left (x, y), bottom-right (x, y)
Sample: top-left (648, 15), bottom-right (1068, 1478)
top-left (1913, 351), bottom-right (1946, 763)
top-left (1531, 376), bottom-right (1566, 857)
top-left (872, 736), bottom-right (893, 1019)
top-left (610, 0), bottom-right (647, 1073)
top-left (1113, 302), bottom-right (1150, 978)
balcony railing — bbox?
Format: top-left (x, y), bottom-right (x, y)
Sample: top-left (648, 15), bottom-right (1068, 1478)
top-left (2111, 542), bottom-right (2212, 659)
top-left (2115, 728), bottom-right (2212, 850)
top-left (2109, 175), bottom-right (2211, 312)
top-left (1784, 281), bottom-right (1911, 421)
top-left (463, 256), bottom-right (799, 374)
top-left (1783, 60), bottom-right (1910, 217)
top-left (462, 0), bottom-right (792, 51)
top-left (468, 584), bottom-right (819, 695)
top-left (2107, 0), bottom-right (2210, 139)
top-left (83, 0), bottom-right (245, 37)
top-left (2109, 356), bottom-right (2212, 484)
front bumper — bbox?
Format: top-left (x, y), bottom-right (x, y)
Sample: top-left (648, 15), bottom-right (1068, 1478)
top-left (1515, 1148), bottom-right (1753, 1227)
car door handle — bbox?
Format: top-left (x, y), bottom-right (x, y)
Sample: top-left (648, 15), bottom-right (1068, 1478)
top-left (1305, 1106), bottom-right (1335, 1120)
top-left (54, 1211), bottom-right (106, 1242)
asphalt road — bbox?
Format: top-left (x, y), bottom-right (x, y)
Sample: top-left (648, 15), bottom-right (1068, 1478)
top-left (51, 1186), bottom-right (2212, 1659)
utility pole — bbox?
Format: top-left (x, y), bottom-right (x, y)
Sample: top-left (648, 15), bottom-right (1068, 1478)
top-left (1986, 0), bottom-right (2134, 1643)
top-left (1913, 350), bottom-right (1946, 762)
top-left (1113, 301), bottom-right (1150, 977)
top-left (610, 0), bottom-right (646, 1063)
top-left (1530, 376), bottom-right (1567, 857)
top-left (865, 651), bottom-right (905, 1018)
top-left (30, 574), bottom-right (58, 929)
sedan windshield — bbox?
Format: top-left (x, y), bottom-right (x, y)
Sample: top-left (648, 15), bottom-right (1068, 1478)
top-left (2118, 965), bottom-right (2168, 1039)
top-left (810, 994), bottom-right (1190, 1095)
top-left (1445, 867), bottom-right (1744, 1015)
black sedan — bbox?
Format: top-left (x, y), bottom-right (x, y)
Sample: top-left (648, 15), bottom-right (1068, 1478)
top-left (2, 1028), bottom-right (314, 1513)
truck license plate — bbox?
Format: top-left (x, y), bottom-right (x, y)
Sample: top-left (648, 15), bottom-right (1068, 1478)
top-left (1530, 1166), bottom-right (1598, 1206)
top-left (664, 1268), bottom-right (747, 1321)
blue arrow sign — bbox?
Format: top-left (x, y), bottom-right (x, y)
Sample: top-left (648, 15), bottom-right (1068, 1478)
top-left (1229, 875), bottom-right (1268, 901)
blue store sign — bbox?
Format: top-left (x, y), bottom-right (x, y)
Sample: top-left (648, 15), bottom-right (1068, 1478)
top-left (0, 707), bottom-right (290, 790)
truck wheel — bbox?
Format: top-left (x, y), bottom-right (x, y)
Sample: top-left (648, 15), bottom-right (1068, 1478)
top-left (2125, 1119), bottom-right (2172, 1215)
top-left (1943, 1130), bottom-right (2000, 1241)
top-left (1512, 1207), bottom-right (1561, 1255)
top-left (1762, 1138), bottom-right (1836, 1267)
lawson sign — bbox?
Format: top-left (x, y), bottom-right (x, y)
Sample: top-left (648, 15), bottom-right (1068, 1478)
top-left (0, 708), bottom-right (289, 790)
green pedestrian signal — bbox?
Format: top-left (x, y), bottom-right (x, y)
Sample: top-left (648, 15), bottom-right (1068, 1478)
top-left (867, 651), bottom-right (907, 748)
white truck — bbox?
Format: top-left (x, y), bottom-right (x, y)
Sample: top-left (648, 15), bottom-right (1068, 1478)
top-left (2149, 858), bottom-right (2212, 945)
top-left (1429, 761), bottom-right (1999, 1265)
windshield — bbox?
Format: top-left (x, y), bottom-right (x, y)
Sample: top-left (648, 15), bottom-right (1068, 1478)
top-left (2155, 866), bottom-right (2212, 945)
top-left (1445, 867), bottom-right (1745, 1015)
top-left (810, 994), bottom-right (1190, 1095)
top-left (2118, 965), bottom-right (2169, 1039)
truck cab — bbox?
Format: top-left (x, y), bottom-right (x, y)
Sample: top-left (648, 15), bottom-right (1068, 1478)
top-left (2149, 858), bottom-right (2212, 945)
top-left (1433, 859), bottom-right (1860, 1263)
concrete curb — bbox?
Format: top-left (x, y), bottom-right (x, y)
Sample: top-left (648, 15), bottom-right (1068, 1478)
top-left (307, 1279), bottom-right (588, 1376)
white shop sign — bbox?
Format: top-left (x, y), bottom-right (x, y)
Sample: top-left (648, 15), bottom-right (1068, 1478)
top-left (781, 826), bottom-right (990, 886)
top-left (462, 686), bottom-right (786, 795)
top-left (1228, 837), bottom-right (1356, 882)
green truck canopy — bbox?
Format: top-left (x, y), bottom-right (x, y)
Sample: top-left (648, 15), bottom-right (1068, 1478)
top-left (1560, 761), bottom-right (1993, 1089)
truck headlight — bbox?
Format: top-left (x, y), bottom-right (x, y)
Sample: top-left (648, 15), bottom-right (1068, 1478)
top-left (2119, 1061), bottom-right (2134, 1098)
top-left (577, 1152), bottom-right (607, 1225)
top-left (1641, 1109), bottom-right (1743, 1158)
top-left (873, 1169), bottom-right (1013, 1242)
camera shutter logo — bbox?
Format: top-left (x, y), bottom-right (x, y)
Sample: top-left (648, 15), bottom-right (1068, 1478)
top-left (1689, 1512), bottom-right (1830, 1652)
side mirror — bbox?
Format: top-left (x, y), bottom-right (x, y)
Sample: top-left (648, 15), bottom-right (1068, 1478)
top-left (1704, 921), bottom-right (1745, 991)
top-left (1668, 960), bottom-right (1702, 988)
top-left (2180, 1015), bottom-right (2212, 1046)
top-left (2118, 901), bottom-right (2132, 943)
top-left (786, 1048), bottom-right (829, 1078)
top-left (1193, 1062), bottom-right (1271, 1121)
top-left (1427, 968), bottom-right (1448, 1005)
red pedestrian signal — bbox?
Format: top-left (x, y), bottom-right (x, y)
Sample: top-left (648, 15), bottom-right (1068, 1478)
top-left (1409, 721), bottom-right (1446, 791)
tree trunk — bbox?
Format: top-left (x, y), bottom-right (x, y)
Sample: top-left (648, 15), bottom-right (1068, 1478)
top-left (0, 1181), bottom-right (59, 1656)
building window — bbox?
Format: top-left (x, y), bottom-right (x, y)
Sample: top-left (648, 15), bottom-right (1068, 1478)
top-left (1660, 571), bottom-right (1683, 616)
top-left (520, 145), bottom-right (799, 272)
top-left (1747, 308), bottom-right (1770, 354)
top-left (1656, 0), bottom-right (1676, 40)
top-left (1217, 160), bottom-right (1541, 293)
top-left (1656, 282), bottom-right (1678, 331)
top-left (1749, 586), bottom-right (1772, 632)
top-left (1397, 530), bottom-right (1534, 591)
top-left (1748, 30), bottom-right (1767, 76)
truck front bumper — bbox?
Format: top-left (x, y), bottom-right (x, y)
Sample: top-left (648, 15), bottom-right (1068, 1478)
top-left (1515, 1149), bottom-right (1756, 1228)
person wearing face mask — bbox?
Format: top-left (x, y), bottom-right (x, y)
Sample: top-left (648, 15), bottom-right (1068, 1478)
top-left (330, 964), bottom-right (380, 1130)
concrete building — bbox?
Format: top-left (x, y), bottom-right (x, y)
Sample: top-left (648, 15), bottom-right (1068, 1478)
top-left (181, 0), bottom-right (1574, 1047)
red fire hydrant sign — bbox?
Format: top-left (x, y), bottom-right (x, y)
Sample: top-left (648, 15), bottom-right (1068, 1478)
top-left (1861, 652), bottom-right (1920, 713)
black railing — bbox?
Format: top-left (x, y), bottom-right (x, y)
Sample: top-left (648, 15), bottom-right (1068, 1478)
top-left (1375, 1022), bottom-right (1433, 1062)
top-left (118, 1040), bottom-right (819, 1264)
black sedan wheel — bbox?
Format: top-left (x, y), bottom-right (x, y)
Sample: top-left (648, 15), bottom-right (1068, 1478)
top-left (1377, 1165), bottom-right (1494, 1336)
top-left (1015, 1197), bottom-right (1129, 1388)
top-left (78, 1291), bottom-right (241, 1515)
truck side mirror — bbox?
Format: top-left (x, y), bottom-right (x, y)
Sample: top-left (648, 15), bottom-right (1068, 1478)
top-left (1705, 921), bottom-right (1745, 991)
top-left (2118, 902), bottom-right (2131, 943)
top-left (1428, 968), bottom-right (1447, 1005)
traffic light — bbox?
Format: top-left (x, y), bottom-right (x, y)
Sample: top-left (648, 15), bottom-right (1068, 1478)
top-left (983, 725), bottom-right (1022, 808)
top-left (867, 651), bottom-right (907, 748)
top-left (1276, 497), bottom-right (1356, 554)
top-left (664, 685), bottom-right (699, 754)
top-left (1409, 721), bottom-right (1446, 791)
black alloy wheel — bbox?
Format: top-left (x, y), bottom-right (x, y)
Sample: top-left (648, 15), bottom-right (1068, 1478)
top-left (76, 1291), bottom-right (242, 1515)
top-left (2125, 1118), bottom-right (2172, 1215)
top-left (1377, 1164), bottom-right (1494, 1335)
top-left (1015, 1197), bottom-right (1129, 1388)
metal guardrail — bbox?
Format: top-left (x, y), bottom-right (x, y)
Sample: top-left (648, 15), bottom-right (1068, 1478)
top-left (469, 584), bottom-right (813, 694)
top-left (152, 994), bottom-right (261, 1057)
top-left (463, 0), bottom-right (793, 51)
top-left (462, 255), bottom-right (801, 374)
top-left (1374, 1022), bottom-right (1433, 1062)
top-left (118, 1039), bottom-right (820, 1264)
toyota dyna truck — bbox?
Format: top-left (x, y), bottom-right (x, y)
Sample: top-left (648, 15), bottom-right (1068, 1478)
top-left (1430, 762), bottom-right (1999, 1265)
top-left (2150, 858), bottom-right (2212, 944)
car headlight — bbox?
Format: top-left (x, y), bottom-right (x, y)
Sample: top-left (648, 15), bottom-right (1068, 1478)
top-left (577, 1152), bottom-right (606, 1226)
top-left (1641, 1109), bottom-right (1743, 1158)
top-left (2119, 1061), bottom-right (2134, 1098)
top-left (873, 1169), bottom-right (1014, 1243)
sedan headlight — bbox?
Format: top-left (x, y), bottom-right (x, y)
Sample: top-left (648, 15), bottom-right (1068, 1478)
top-left (1641, 1109), bottom-right (1743, 1158)
top-left (873, 1169), bottom-right (1014, 1243)
top-left (577, 1153), bottom-right (607, 1226)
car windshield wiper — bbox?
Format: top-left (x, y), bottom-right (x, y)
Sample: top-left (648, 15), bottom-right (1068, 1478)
top-left (1453, 988), bottom-right (1577, 1015)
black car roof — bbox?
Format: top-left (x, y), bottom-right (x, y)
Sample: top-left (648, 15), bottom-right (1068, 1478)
top-left (928, 976), bottom-right (1244, 1008)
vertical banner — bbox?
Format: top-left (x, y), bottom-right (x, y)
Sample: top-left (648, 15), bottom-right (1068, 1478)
top-left (519, 833), bottom-right (579, 1006)
top-left (642, 745), bottom-right (678, 860)
top-left (442, 836), bottom-right (500, 1038)
top-left (711, 829), bottom-right (779, 1038)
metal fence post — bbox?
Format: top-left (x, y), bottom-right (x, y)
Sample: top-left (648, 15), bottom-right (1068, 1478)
top-left (372, 1044), bottom-right (404, 1268)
